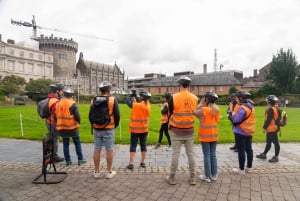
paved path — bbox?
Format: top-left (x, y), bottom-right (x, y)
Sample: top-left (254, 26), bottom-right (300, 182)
top-left (0, 138), bottom-right (300, 201)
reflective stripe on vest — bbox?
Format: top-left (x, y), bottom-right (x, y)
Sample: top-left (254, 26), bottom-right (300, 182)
top-left (198, 107), bottom-right (219, 142)
top-left (92, 96), bottom-right (115, 129)
top-left (169, 91), bottom-right (198, 128)
top-left (56, 98), bottom-right (79, 131)
top-left (129, 102), bottom-right (150, 133)
top-left (239, 105), bottom-right (255, 136)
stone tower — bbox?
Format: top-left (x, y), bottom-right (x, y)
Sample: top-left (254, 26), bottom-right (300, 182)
top-left (36, 34), bottom-right (78, 78)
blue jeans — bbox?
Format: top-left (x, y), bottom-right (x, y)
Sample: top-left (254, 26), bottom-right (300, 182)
top-left (62, 136), bottom-right (84, 162)
top-left (93, 129), bottom-right (115, 151)
top-left (201, 141), bottom-right (217, 177)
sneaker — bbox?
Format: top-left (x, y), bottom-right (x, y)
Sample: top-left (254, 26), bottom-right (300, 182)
top-left (127, 164), bottom-right (134, 170)
top-left (66, 161), bottom-right (72, 166)
top-left (166, 146), bottom-right (172, 151)
top-left (199, 175), bottom-right (211, 183)
top-left (256, 153), bottom-right (267, 159)
top-left (53, 156), bottom-right (64, 163)
top-left (78, 159), bottom-right (87, 165)
top-left (245, 167), bottom-right (252, 173)
top-left (232, 168), bottom-right (245, 175)
top-left (106, 170), bottom-right (116, 179)
top-left (268, 156), bottom-right (279, 163)
top-left (154, 143), bottom-right (161, 149)
top-left (93, 171), bottom-right (101, 179)
top-left (210, 175), bottom-right (217, 181)
top-left (140, 162), bottom-right (146, 168)
top-left (165, 176), bottom-right (176, 185)
top-left (189, 177), bottom-right (197, 185)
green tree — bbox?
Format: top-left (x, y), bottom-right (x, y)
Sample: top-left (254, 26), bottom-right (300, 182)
top-left (0, 75), bottom-right (26, 95)
top-left (268, 49), bottom-right (298, 94)
top-left (25, 79), bottom-right (54, 102)
top-left (229, 86), bottom-right (237, 95)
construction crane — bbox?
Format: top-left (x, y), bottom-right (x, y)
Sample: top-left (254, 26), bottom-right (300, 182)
top-left (11, 15), bottom-right (114, 41)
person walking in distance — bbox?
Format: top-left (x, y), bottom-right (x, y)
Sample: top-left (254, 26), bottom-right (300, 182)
top-left (126, 90), bottom-right (151, 170)
top-left (165, 76), bottom-right (198, 185)
top-left (231, 91), bottom-right (255, 175)
top-left (194, 91), bottom-right (220, 183)
top-left (89, 81), bottom-right (120, 179)
top-left (154, 92), bottom-right (172, 151)
top-left (256, 95), bottom-right (280, 163)
top-left (55, 87), bottom-right (86, 166)
top-left (227, 93), bottom-right (239, 152)
top-left (46, 84), bottom-right (64, 163)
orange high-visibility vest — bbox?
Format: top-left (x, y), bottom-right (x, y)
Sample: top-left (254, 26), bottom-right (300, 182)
top-left (265, 107), bottom-right (279, 133)
top-left (239, 105), bottom-right (256, 136)
top-left (129, 101), bottom-right (151, 133)
top-left (92, 96), bottom-right (115, 129)
top-left (169, 91), bottom-right (198, 129)
top-left (56, 98), bottom-right (79, 131)
top-left (198, 106), bottom-right (220, 142)
top-left (160, 102), bottom-right (169, 124)
top-left (46, 98), bottom-right (59, 125)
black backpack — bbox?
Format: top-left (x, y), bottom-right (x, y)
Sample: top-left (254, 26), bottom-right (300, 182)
top-left (37, 98), bottom-right (50, 118)
top-left (89, 96), bottom-right (111, 126)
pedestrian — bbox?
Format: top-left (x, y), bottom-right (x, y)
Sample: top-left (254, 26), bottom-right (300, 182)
top-left (45, 84), bottom-right (64, 163)
top-left (126, 90), bottom-right (151, 170)
top-left (231, 91), bottom-right (255, 175)
top-left (154, 92), bottom-right (172, 151)
top-left (165, 76), bottom-right (198, 185)
top-left (227, 93), bottom-right (239, 152)
top-left (89, 81), bottom-right (120, 179)
top-left (256, 95), bottom-right (280, 163)
top-left (55, 87), bottom-right (86, 166)
top-left (194, 91), bottom-right (220, 183)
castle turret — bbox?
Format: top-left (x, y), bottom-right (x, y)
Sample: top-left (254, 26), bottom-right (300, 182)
top-left (36, 34), bottom-right (78, 78)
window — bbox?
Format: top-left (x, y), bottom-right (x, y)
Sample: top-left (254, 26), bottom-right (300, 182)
top-left (18, 62), bottom-right (24, 72)
top-left (45, 66), bottom-right (51, 75)
top-left (27, 63), bottom-right (33, 73)
top-left (20, 51), bottom-right (24, 57)
top-left (9, 49), bottom-right (14, 55)
top-left (47, 56), bottom-right (52, 62)
top-left (8, 60), bottom-right (15, 71)
top-left (218, 86), bottom-right (224, 92)
top-left (0, 59), bottom-right (3, 70)
top-left (29, 53), bottom-right (34, 58)
top-left (36, 64), bottom-right (42, 75)
top-left (38, 54), bottom-right (43, 60)
top-left (59, 53), bottom-right (67, 61)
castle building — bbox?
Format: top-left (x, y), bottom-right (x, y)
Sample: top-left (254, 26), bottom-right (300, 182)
top-left (0, 34), bottom-right (53, 82)
top-left (76, 52), bottom-right (126, 95)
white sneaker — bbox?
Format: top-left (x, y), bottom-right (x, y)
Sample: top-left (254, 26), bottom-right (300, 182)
top-left (245, 167), bottom-right (252, 173)
top-left (106, 170), bottom-right (116, 179)
top-left (199, 175), bottom-right (211, 183)
top-left (232, 168), bottom-right (245, 175)
top-left (93, 171), bottom-right (101, 179)
top-left (210, 175), bottom-right (217, 181)
top-left (166, 146), bottom-right (172, 151)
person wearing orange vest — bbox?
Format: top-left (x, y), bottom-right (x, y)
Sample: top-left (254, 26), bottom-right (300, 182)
top-left (165, 76), bottom-right (198, 185)
top-left (227, 93), bottom-right (239, 152)
top-left (126, 90), bottom-right (151, 170)
top-left (194, 91), bottom-right (220, 183)
top-left (46, 84), bottom-right (64, 163)
top-left (154, 92), bottom-right (172, 151)
top-left (232, 91), bottom-right (255, 175)
top-left (55, 87), bottom-right (86, 166)
top-left (89, 81), bottom-right (120, 179)
top-left (256, 95), bottom-right (280, 163)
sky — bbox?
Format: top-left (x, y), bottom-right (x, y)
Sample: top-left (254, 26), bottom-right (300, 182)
top-left (1, 0), bottom-right (300, 79)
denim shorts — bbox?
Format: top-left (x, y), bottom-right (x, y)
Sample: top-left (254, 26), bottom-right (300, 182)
top-left (93, 129), bottom-right (115, 151)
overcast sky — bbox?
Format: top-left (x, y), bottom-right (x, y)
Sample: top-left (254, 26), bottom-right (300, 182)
top-left (1, 0), bottom-right (300, 78)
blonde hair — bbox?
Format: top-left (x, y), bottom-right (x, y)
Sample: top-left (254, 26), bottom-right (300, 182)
top-left (208, 102), bottom-right (220, 116)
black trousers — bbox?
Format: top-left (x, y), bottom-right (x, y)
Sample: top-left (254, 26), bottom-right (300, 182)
top-left (235, 133), bottom-right (253, 170)
top-left (158, 123), bottom-right (171, 145)
top-left (263, 132), bottom-right (280, 157)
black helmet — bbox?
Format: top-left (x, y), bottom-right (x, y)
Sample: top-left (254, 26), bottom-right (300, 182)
top-left (139, 91), bottom-right (151, 100)
top-left (50, 83), bottom-right (64, 91)
top-left (177, 76), bottom-right (191, 85)
top-left (63, 87), bottom-right (74, 95)
top-left (234, 90), bottom-right (251, 99)
top-left (165, 92), bottom-right (172, 100)
top-left (98, 81), bottom-right (112, 92)
top-left (205, 91), bottom-right (218, 103)
top-left (266, 95), bottom-right (278, 104)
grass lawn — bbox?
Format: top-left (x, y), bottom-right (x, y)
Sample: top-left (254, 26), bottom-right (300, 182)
top-left (0, 104), bottom-right (299, 144)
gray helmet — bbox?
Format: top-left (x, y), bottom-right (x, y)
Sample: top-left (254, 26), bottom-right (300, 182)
top-left (63, 87), bottom-right (74, 95)
top-left (234, 90), bottom-right (251, 99)
top-left (139, 91), bottom-right (151, 100)
top-left (49, 83), bottom-right (64, 91)
top-left (98, 81), bottom-right (112, 92)
top-left (177, 76), bottom-right (191, 85)
top-left (266, 95), bottom-right (278, 104)
top-left (165, 92), bottom-right (172, 100)
top-left (205, 91), bottom-right (218, 103)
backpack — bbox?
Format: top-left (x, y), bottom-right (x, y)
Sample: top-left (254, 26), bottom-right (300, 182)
top-left (37, 98), bottom-right (50, 118)
top-left (275, 108), bottom-right (287, 127)
top-left (89, 96), bottom-right (111, 126)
